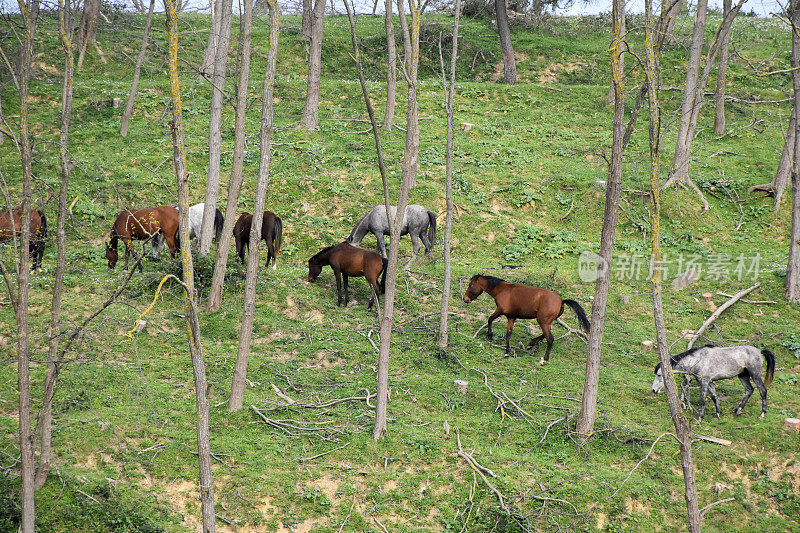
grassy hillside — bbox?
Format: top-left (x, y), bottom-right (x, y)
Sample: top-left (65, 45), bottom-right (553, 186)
top-left (0, 8), bottom-right (799, 532)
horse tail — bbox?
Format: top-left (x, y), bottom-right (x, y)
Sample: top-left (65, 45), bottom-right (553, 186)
top-left (214, 208), bottom-right (224, 241)
top-left (274, 216), bottom-right (283, 256)
top-left (36, 210), bottom-right (47, 243)
top-left (380, 257), bottom-right (388, 294)
top-left (348, 212), bottom-right (369, 244)
top-left (563, 299), bottom-right (591, 332)
top-left (427, 210), bottom-right (437, 246)
top-left (761, 349), bottom-right (775, 387)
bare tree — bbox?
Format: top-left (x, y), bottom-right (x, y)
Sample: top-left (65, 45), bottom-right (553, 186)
top-left (575, 0), bottom-right (624, 439)
top-left (14, 0), bottom-right (36, 528)
top-left (200, 0), bottom-right (233, 255)
top-left (120, 0), bottom-right (156, 137)
top-left (202, 0), bottom-right (219, 73)
top-left (230, 0), bottom-right (279, 412)
top-left (76, 0), bottom-right (100, 69)
top-left (35, 0), bottom-right (76, 489)
top-left (643, 1), bottom-right (701, 528)
top-left (438, 0), bottom-right (460, 349)
top-left (165, 0), bottom-right (217, 529)
top-left (788, 0), bottom-right (800, 302)
top-left (749, 110), bottom-right (793, 212)
top-left (495, 0), bottom-right (516, 85)
top-left (662, 0), bottom-right (686, 42)
top-left (606, 0), bottom-right (624, 106)
top-left (299, 0), bottom-right (326, 130)
top-left (382, 0), bottom-right (397, 130)
top-left (713, 0), bottom-right (732, 134)
top-left (302, 0), bottom-right (312, 40)
top-left (398, 0), bottom-right (421, 188)
top-left (207, 0), bottom-right (255, 311)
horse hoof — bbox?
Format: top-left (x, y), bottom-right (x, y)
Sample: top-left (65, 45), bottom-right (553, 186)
top-left (759, 412), bottom-right (765, 419)
top-left (734, 408), bottom-right (742, 415)
top-left (538, 358), bottom-right (546, 366)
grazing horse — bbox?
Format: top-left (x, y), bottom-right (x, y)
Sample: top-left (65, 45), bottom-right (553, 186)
top-left (106, 207), bottom-right (179, 272)
top-left (153, 203), bottom-right (223, 255)
top-left (0, 205), bottom-right (47, 270)
top-left (233, 211), bottom-right (283, 269)
top-left (652, 344), bottom-right (775, 420)
top-left (462, 274), bottom-right (590, 363)
top-left (347, 204), bottom-right (436, 260)
top-left (307, 242), bottom-right (387, 310)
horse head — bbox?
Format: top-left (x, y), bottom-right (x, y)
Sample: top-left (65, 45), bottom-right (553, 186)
top-left (462, 275), bottom-right (485, 303)
top-left (105, 239), bottom-right (119, 269)
top-left (307, 259), bottom-right (322, 282)
top-left (651, 364), bottom-right (664, 394)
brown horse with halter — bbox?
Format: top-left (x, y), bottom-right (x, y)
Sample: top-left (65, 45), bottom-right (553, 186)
top-left (0, 205), bottom-right (47, 270)
top-left (308, 242), bottom-right (387, 310)
top-left (463, 274), bottom-right (590, 364)
top-left (105, 207), bottom-right (179, 272)
top-left (233, 211), bottom-right (283, 270)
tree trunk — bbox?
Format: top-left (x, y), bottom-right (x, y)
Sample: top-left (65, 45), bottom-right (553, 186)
top-left (438, 0), bottom-right (460, 350)
top-left (749, 109), bottom-right (794, 212)
top-left (76, 0), bottom-right (100, 70)
top-left (207, 0), bottom-right (254, 312)
top-left (397, 0), bottom-right (411, 70)
top-left (788, 0), bottom-right (800, 302)
top-left (15, 0), bottom-right (36, 529)
top-left (494, 0), bottom-right (516, 85)
top-left (203, 0), bottom-right (219, 74)
top-left (403, 0), bottom-right (420, 189)
top-left (713, 0), bottom-right (732, 134)
top-left (382, 0), bottom-right (397, 130)
top-left (35, 0), bottom-right (75, 490)
top-left (575, 0), bottom-right (624, 439)
top-left (606, 0), bottom-right (624, 107)
top-left (165, 1), bottom-right (217, 530)
top-left (662, 0), bottom-right (685, 42)
top-left (120, 0), bottom-right (156, 137)
top-left (299, 0), bottom-right (326, 130)
top-left (200, 0), bottom-right (233, 256)
top-left (302, 0), bottom-right (312, 40)
top-left (230, 0), bottom-right (278, 412)
top-left (643, 2), bottom-right (702, 529)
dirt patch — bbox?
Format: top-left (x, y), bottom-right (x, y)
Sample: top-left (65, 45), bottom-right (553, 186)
top-left (491, 52), bottom-right (529, 82)
top-left (163, 480), bottom-right (200, 531)
top-left (596, 512), bottom-right (608, 529)
top-left (308, 350), bottom-right (344, 368)
top-left (308, 473), bottom-right (340, 502)
top-left (538, 61), bottom-right (586, 83)
top-left (624, 496), bottom-right (649, 515)
top-left (304, 310), bottom-right (324, 324)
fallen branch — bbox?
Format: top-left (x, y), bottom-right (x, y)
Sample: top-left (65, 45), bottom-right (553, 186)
top-left (716, 292), bottom-right (776, 304)
top-left (250, 405), bottom-right (346, 441)
top-left (557, 318), bottom-right (588, 343)
top-left (699, 497), bottom-right (735, 517)
top-left (686, 283), bottom-right (760, 349)
top-left (338, 495), bottom-right (356, 533)
top-left (609, 432), bottom-right (678, 499)
top-left (692, 433), bottom-right (731, 446)
top-left (298, 442), bottom-right (351, 463)
top-left (457, 430), bottom-right (509, 514)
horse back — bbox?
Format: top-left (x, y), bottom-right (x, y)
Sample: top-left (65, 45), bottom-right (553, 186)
top-left (0, 205), bottom-right (42, 242)
top-left (494, 283), bottom-right (562, 320)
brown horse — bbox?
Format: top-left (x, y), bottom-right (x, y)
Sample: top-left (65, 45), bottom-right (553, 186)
top-left (463, 274), bottom-right (590, 363)
top-left (0, 205), bottom-right (47, 270)
top-left (233, 211), bottom-right (283, 269)
top-left (106, 207), bottom-right (179, 272)
top-left (308, 242), bottom-right (387, 309)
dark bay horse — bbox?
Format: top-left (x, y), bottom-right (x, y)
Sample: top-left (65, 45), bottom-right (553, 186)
top-left (106, 207), bottom-right (179, 272)
top-left (463, 274), bottom-right (590, 363)
top-left (0, 205), bottom-right (47, 270)
top-left (347, 204), bottom-right (436, 260)
top-left (233, 211), bottom-right (283, 269)
top-left (308, 242), bottom-right (387, 310)
top-left (652, 344), bottom-right (775, 420)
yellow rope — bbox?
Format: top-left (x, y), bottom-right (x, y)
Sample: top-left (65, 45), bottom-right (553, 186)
top-left (126, 274), bottom-right (172, 339)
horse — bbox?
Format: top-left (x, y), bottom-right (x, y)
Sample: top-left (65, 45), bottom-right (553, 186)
top-left (0, 205), bottom-right (47, 270)
top-left (347, 204), bottom-right (436, 260)
top-left (652, 344), bottom-right (775, 420)
top-left (462, 274), bottom-right (590, 364)
top-left (106, 206), bottom-right (179, 272)
top-left (307, 242), bottom-right (387, 310)
top-left (153, 202), bottom-right (223, 254)
top-left (233, 211), bottom-right (283, 269)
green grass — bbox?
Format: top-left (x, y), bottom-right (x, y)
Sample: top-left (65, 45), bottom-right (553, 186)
top-left (0, 9), bottom-right (799, 532)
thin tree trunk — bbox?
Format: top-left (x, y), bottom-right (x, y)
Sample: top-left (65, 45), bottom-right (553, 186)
top-left (787, 0), bottom-right (800, 302)
top-left (606, 4), bottom-right (624, 107)
top-left (663, 0), bottom-right (685, 42)
top-left (230, 0), bottom-right (278, 412)
top-left (207, 0), bottom-right (254, 312)
top-left (120, 0), bottom-right (155, 137)
top-left (397, 0), bottom-right (410, 70)
top-left (165, 1), bottom-right (216, 530)
top-left (644, 3), bottom-right (701, 529)
top-left (382, 0), bottom-right (396, 130)
top-left (575, 0), bottom-right (624, 439)
top-left (438, 0), bottom-right (460, 349)
top-left (299, 0), bottom-right (326, 130)
top-left (403, 0), bottom-right (420, 189)
top-left (200, 0), bottom-right (233, 255)
top-left (15, 0), bottom-right (35, 528)
top-left (749, 109), bottom-right (793, 212)
top-left (495, 0), bottom-right (516, 85)
top-left (76, 0), bottom-right (100, 70)
top-left (302, 0), bottom-right (312, 40)
top-left (713, 0), bottom-right (732, 134)
top-left (203, 0), bottom-right (220, 73)
top-left (35, 0), bottom-right (75, 490)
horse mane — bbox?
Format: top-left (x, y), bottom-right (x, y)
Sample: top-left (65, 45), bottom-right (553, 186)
top-left (348, 211), bottom-right (371, 241)
top-left (309, 244), bottom-right (337, 263)
top-left (473, 274), bottom-right (505, 290)
top-left (654, 344), bottom-right (715, 374)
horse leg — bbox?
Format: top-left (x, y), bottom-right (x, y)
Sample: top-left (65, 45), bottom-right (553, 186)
top-left (528, 318), bottom-right (547, 349)
top-left (540, 322), bottom-right (554, 366)
top-left (698, 379), bottom-right (710, 421)
top-left (505, 318), bottom-right (515, 355)
top-left (342, 275), bottom-right (349, 306)
top-left (486, 308), bottom-right (503, 341)
top-left (708, 382), bottom-right (722, 418)
top-left (367, 279), bottom-right (380, 311)
top-left (751, 373), bottom-right (768, 419)
top-left (421, 230), bottom-right (433, 259)
top-left (333, 266), bottom-right (343, 306)
top-left (409, 233), bottom-right (421, 263)
top-left (376, 232), bottom-right (387, 258)
top-left (735, 372), bottom-right (754, 415)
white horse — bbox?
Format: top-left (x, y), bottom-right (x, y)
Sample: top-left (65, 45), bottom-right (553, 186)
top-left (153, 202), bottom-right (223, 256)
top-left (652, 344), bottom-right (775, 420)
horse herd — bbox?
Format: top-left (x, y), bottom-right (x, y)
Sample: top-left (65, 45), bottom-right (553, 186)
top-left (0, 201), bottom-right (777, 421)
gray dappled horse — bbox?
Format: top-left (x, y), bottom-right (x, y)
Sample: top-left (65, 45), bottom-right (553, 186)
top-left (652, 344), bottom-right (775, 420)
top-left (347, 204), bottom-right (436, 260)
